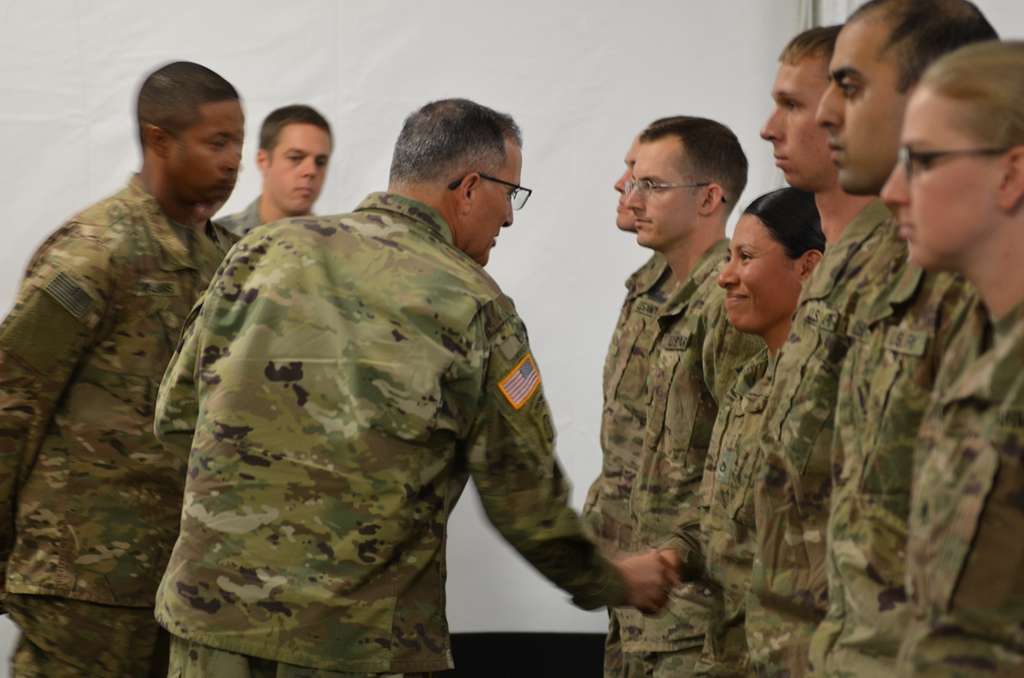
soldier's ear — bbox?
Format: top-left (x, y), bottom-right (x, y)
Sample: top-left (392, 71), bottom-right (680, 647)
top-left (256, 148), bottom-right (271, 175)
top-left (143, 124), bottom-right (173, 159)
top-left (455, 173), bottom-right (482, 217)
top-left (797, 249), bottom-right (823, 280)
top-left (998, 145), bottom-right (1024, 213)
top-left (696, 183), bottom-right (726, 217)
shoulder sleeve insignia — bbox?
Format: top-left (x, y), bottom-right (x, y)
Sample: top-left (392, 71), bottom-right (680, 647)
top-left (44, 272), bottom-right (93, 320)
top-left (498, 352), bottom-right (542, 410)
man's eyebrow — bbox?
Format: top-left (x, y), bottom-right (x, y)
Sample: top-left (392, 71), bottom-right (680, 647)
top-left (829, 66), bottom-right (860, 83)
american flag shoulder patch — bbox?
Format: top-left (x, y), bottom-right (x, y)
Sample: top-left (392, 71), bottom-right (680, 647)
top-left (498, 352), bottom-right (542, 410)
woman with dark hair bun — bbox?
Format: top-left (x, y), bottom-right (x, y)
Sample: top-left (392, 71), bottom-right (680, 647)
top-left (693, 187), bottom-right (824, 673)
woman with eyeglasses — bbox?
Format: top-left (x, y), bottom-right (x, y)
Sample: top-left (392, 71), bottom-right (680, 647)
top-left (879, 40), bottom-right (1024, 677)
top-left (690, 187), bottom-right (823, 674)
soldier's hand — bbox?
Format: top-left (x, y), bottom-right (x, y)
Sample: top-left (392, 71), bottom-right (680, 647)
top-left (614, 549), bottom-right (678, 613)
top-left (657, 548), bottom-right (683, 588)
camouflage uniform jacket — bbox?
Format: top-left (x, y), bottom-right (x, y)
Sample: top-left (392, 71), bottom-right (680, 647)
top-left (216, 196), bottom-right (262, 238)
top-left (0, 176), bottom-right (236, 606)
top-left (901, 299), bottom-right (1024, 677)
top-left (583, 253), bottom-right (671, 552)
top-left (616, 239), bottom-right (761, 654)
top-left (746, 199), bottom-right (892, 676)
top-left (694, 345), bottom-right (774, 676)
top-left (810, 230), bottom-right (973, 676)
top-left (152, 193), bottom-right (627, 674)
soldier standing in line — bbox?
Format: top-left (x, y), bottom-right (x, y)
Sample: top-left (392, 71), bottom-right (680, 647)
top-left (0, 61), bottom-right (243, 677)
top-left (613, 116), bottom-right (761, 676)
top-left (217, 104), bottom-right (333, 237)
top-left (153, 97), bottom-right (679, 678)
top-left (696, 187), bottom-right (824, 676)
top-left (808, 2), bottom-right (997, 675)
top-left (882, 39), bottom-right (1024, 677)
top-left (579, 120), bottom-right (672, 678)
top-left (745, 10), bottom-right (973, 673)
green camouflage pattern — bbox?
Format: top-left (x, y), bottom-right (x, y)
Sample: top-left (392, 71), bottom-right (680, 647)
top-left (216, 197), bottom-right (262, 238)
top-left (746, 199), bottom-right (892, 677)
top-left (622, 647), bottom-right (701, 676)
top-left (901, 299), bottom-right (1024, 677)
top-left (0, 176), bottom-right (236, 607)
top-left (168, 636), bottom-right (422, 677)
top-left (6, 593), bottom-right (169, 677)
top-left (584, 252), bottom-right (670, 552)
top-left (583, 253), bottom-right (671, 677)
top-left (616, 239), bottom-right (761, 661)
top-left (153, 193), bottom-right (626, 674)
top-left (809, 234), bottom-right (973, 675)
top-left (694, 346), bottom-right (774, 676)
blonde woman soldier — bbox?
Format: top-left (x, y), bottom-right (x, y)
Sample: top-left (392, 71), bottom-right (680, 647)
top-left (881, 40), bottom-right (1024, 677)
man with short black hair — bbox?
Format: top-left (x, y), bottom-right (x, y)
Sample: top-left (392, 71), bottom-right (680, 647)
top-left (0, 60), bottom-right (242, 676)
top-left (805, 1), bottom-right (996, 674)
top-left (218, 104), bottom-right (332, 236)
top-left (153, 97), bottom-right (679, 677)
top-left (612, 116), bottom-right (760, 676)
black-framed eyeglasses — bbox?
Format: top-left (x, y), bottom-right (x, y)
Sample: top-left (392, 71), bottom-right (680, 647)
top-left (897, 145), bottom-right (1008, 180)
top-left (624, 177), bottom-right (724, 203)
top-left (447, 172), bottom-right (532, 210)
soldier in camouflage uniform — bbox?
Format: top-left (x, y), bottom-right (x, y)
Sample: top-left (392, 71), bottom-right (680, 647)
top-left (806, 3), bottom-right (997, 675)
top-left (695, 188), bottom-right (824, 676)
top-left (579, 126), bottom-right (671, 678)
top-left (154, 98), bottom-right (679, 678)
top-left (217, 104), bottom-right (333, 237)
top-left (880, 40), bottom-right (1024, 677)
top-left (745, 25), bottom-right (882, 677)
top-left (0, 62), bottom-right (243, 677)
top-left (609, 116), bottom-right (760, 676)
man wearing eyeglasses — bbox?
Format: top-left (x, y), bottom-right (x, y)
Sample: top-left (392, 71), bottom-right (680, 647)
top-left (150, 97), bottom-right (681, 677)
top-left (804, 2), bottom-right (997, 676)
top-left (579, 121), bottom-right (676, 677)
top-left (611, 116), bottom-right (760, 676)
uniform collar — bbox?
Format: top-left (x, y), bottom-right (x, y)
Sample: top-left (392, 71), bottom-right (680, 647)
top-left (625, 254), bottom-right (670, 300)
top-left (125, 175), bottom-right (201, 272)
top-left (660, 238), bottom-right (729, 317)
top-left (354, 192), bottom-right (454, 246)
top-left (942, 300), bottom-right (1024, 405)
top-left (802, 199), bottom-right (891, 303)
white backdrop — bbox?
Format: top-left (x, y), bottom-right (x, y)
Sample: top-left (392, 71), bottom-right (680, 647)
top-left (0, 0), bottom-right (1021, 671)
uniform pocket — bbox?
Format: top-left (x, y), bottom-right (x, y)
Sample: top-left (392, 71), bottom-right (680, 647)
top-left (917, 431), bottom-right (998, 611)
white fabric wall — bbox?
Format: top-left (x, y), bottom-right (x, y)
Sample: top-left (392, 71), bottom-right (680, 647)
top-left (0, 0), bottom-right (1020, 671)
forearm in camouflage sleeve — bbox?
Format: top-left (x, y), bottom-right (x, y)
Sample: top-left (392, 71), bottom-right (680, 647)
top-left (466, 312), bottom-right (626, 610)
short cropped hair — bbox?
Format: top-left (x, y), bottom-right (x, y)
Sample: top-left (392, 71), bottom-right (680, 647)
top-left (389, 98), bottom-right (522, 185)
top-left (780, 25), bottom-right (842, 65)
top-left (923, 40), bottom-right (1024, 150)
top-left (259, 104), bottom-right (332, 151)
top-left (638, 116), bottom-right (748, 214)
top-left (137, 61), bottom-right (239, 147)
top-left (743, 187), bottom-right (824, 259)
top-left (850, 0), bottom-right (998, 92)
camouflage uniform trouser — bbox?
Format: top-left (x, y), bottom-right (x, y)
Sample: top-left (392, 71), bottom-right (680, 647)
top-left (169, 636), bottom-right (435, 678)
top-left (617, 647), bottom-right (700, 677)
top-left (5, 593), bottom-right (168, 677)
top-left (604, 611), bottom-right (624, 677)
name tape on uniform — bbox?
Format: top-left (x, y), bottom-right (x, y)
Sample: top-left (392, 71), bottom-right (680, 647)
top-left (499, 352), bottom-right (542, 410)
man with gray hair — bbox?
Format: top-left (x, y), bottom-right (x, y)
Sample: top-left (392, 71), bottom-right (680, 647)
top-left (152, 97), bottom-right (680, 677)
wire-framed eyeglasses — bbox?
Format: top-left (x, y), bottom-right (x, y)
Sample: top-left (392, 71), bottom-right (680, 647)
top-left (448, 173), bottom-right (532, 210)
